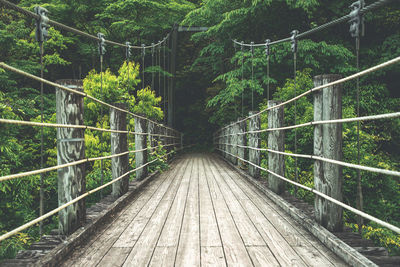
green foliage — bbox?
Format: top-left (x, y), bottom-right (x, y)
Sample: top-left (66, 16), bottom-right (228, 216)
top-left (133, 87), bottom-right (163, 121)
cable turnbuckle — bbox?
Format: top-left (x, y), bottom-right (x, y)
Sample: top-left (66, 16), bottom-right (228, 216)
top-left (34, 6), bottom-right (50, 43)
top-left (291, 30), bottom-right (299, 53)
top-left (349, 0), bottom-right (365, 38)
top-left (97, 33), bottom-right (106, 55)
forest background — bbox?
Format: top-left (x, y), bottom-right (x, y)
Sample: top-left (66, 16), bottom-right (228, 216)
top-left (0, 0), bottom-right (399, 259)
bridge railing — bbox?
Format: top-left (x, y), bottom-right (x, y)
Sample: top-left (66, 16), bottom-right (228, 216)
top-left (0, 0), bottom-right (183, 244)
top-left (214, 59), bottom-right (400, 235)
top-left (0, 65), bottom-right (183, 241)
top-left (214, 0), bottom-right (399, 236)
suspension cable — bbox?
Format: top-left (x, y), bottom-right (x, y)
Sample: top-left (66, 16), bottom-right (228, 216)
top-left (241, 42), bottom-right (244, 116)
top-left (39, 39), bottom-right (45, 236)
top-left (251, 42), bottom-right (254, 111)
top-left (231, 0), bottom-right (394, 48)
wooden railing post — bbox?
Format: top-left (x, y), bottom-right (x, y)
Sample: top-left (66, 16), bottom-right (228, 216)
top-left (56, 80), bottom-right (85, 235)
top-left (314, 74), bottom-right (343, 232)
top-left (110, 103), bottom-right (129, 198)
top-left (268, 101), bottom-right (285, 194)
top-left (228, 124), bottom-right (232, 162)
top-left (223, 128), bottom-right (227, 159)
top-left (147, 120), bottom-right (155, 150)
top-left (180, 133), bottom-right (184, 150)
top-left (135, 117), bottom-right (148, 180)
top-left (248, 111), bottom-right (261, 178)
top-left (231, 122), bottom-right (238, 165)
top-left (237, 118), bottom-right (247, 169)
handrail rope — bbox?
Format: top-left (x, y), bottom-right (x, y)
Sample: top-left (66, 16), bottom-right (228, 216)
top-left (216, 56), bottom-right (400, 133)
top-left (215, 112), bottom-right (400, 137)
top-left (0, 155), bottom-right (163, 243)
top-left (0, 0), bottom-right (170, 50)
top-left (231, 0), bottom-right (393, 48)
top-left (0, 62), bottom-right (181, 135)
top-left (0, 144), bottom-right (186, 242)
top-left (0, 142), bottom-right (180, 183)
top-left (0, 118), bottom-right (182, 139)
top-left (215, 147), bottom-right (400, 234)
top-left (214, 143), bottom-right (400, 177)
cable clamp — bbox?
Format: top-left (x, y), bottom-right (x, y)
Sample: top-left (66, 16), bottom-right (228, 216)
top-left (97, 33), bottom-right (106, 55)
top-left (34, 6), bottom-right (50, 43)
top-left (349, 0), bottom-right (365, 38)
top-left (265, 39), bottom-right (271, 57)
top-left (291, 30), bottom-right (299, 53)
top-left (125, 42), bottom-right (131, 60)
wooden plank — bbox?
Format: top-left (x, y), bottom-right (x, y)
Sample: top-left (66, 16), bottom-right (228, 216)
top-left (148, 155), bottom-right (195, 266)
top-left (203, 156), bottom-right (253, 266)
top-left (65, 158), bottom-right (187, 266)
top-left (206, 157), bottom-right (265, 247)
top-left (122, 156), bottom-right (194, 266)
top-left (175, 156), bottom-right (201, 266)
top-left (148, 247), bottom-right (176, 267)
top-left (201, 247), bottom-right (226, 267)
top-left (155, 156), bottom-right (193, 247)
top-left (217, 156), bottom-right (346, 266)
top-left (247, 246), bottom-right (280, 267)
top-left (199, 157), bottom-right (222, 247)
top-left (113, 159), bottom-right (190, 248)
top-left (97, 247), bottom-right (131, 267)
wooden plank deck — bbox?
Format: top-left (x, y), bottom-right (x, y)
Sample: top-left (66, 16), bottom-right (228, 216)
top-left (61, 153), bottom-right (347, 267)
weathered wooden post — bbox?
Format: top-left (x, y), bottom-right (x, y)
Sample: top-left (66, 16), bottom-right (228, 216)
top-left (147, 120), bottom-right (155, 151)
top-left (231, 122), bottom-right (239, 165)
top-left (268, 101), bottom-right (285, 194)
top-left (110, 103), bottom-right (129, 198)
top-left (237, 118), bottom-right (247, 169)
top-left (56, 80), bottom-right (85, 235)
top-left (180, 133), bottom-right (184, 150)
top-left (227, 124), bottom-right (232, 162)
top-left (135, 116), bottom-right (148, 180)
top-left (248, 112), bottom-right (261, 178)
top-left (223, 127), bottom-right (225, 158)
top-left (314, 74), bottom-right (343, 232)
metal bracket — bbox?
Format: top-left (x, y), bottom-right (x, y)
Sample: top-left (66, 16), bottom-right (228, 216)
top-left (349, 0), bottom-right (365, 38)
top-left (291, 30), bottom-right (299, 53)
top-left (142, 44), bottom-right (146, 57)
top-left (251, 42), bottom-right (254, 55)
top-left (97, 33), bottom-right (106, 55)
top-left (34, 6), bottom-right (49, 43)
top-left (265, 39), bottom-right (271, 57)
top-left (125, 42), bottom-right (131, 60)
